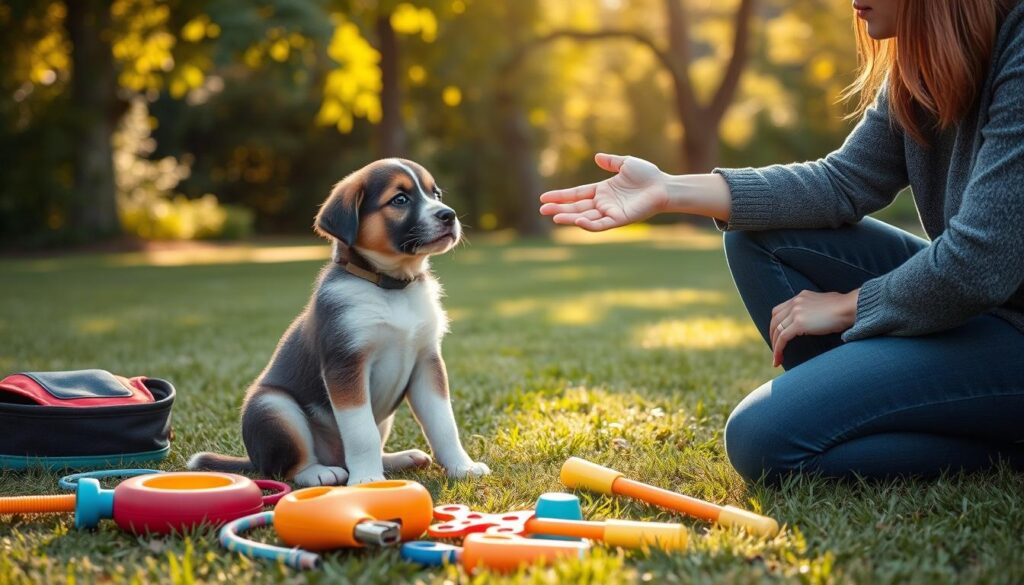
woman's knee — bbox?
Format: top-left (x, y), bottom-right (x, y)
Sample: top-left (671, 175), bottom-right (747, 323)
top-left (722, 228), bottom-right (785, 258)
top-left (722, 230), bottom-right (762, 266)
top-left (724, 381), bottom-right (806, 482)
top-left (721, 229), bottom-right (781, 308)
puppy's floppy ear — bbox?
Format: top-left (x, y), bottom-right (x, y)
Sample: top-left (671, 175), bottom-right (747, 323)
top-left (315, 173), bottom-right (365, 247)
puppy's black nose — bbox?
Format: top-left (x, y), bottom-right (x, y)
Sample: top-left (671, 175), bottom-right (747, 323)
top-left (435, 208), bottom-right (456, 224)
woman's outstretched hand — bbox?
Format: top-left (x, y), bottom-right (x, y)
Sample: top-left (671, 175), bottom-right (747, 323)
top-left (539, 153), bottom-right (669, 232)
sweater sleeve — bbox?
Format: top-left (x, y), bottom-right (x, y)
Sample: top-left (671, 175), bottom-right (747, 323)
top-left (712, 88), bottom-right (908, 231)
top-left (843, 29), bottom-right (1024, 341)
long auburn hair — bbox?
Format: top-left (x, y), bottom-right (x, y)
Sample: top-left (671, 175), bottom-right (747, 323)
top-left (846, 0), bottom-right (1013, 144)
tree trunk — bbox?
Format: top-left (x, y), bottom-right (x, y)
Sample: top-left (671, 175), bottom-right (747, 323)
top-left (495, 87), bottom-right (549, 236)
top-left (497, 0), bottom-right (755, 231)
top-left (682, 122), bottom-right (719, 174)
top-left (65, 0), bottom-right (119, 240)
top-left (375, 14), bottom-right (406, 158)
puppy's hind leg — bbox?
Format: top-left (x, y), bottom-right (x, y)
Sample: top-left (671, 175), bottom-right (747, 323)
top-left (378, 415), bottom-right (433, 472)
top-left (244, 387), bottom-right (348, 487)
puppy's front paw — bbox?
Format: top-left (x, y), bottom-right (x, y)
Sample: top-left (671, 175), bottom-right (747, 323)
top-left (446, 460), bottom-right (491, 479)
top-left (347, 474), bottom-right (387, 486)
top-left (294, 464), bottom-right (349, 487)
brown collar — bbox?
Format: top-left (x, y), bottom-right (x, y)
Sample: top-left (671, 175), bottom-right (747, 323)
top-left (340, 251), bottom-right (418, 290)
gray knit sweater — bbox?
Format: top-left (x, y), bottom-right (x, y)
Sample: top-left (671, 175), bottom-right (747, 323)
top-left (714, 3), bottom-right (1024, 342)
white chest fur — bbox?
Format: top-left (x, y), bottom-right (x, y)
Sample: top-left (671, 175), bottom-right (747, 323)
top-left (324, 275), bottom-right (448, 421)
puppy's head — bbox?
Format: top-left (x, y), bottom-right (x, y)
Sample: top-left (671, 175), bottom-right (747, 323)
top-left (315, 159), bottom-right (461, 265)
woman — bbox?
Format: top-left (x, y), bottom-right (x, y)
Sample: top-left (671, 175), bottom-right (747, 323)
top-left (539, 0), bottom-right (1024, 482)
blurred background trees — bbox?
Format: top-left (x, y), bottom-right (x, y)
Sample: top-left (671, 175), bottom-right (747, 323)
top-left (0, 0), bottom-right (873, 248)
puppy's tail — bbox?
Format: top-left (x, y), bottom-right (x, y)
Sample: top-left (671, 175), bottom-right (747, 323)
top-left (187, 451), bottom-right (255, 473)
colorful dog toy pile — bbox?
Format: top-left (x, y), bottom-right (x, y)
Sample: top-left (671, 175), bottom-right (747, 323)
top-left (215, 457), bottom-right (780, 572)
top-left (0, 458), bottom-right (779, 574)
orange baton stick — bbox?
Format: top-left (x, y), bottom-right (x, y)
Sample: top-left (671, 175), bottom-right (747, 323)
top-left (0, 494), bottom-right (77, 515)
top-left (525, 517), bottom-right (607, 540)
top-left (524, 516), bottom-right (689, 550)
top-left (560, 457), bottom-right (779, 537)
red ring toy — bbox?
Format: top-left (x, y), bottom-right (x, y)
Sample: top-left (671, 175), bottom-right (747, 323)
top-left (112, 472), bottom-right (289, 534)
top-left (0, 471), bottom-right (290, 535)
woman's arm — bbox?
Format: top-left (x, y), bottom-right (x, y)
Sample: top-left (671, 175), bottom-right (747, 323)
top-left (713, 87), bottom-right (908, 231)
top-left (842, 29), bottom-right (1024, 340)
top-left (541, 87), bottom-right (908, 232)
top-left (661, 173), bottom-right (733, 222)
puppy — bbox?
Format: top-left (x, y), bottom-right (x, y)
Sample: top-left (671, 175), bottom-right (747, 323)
top-left (189, 159), bottom-right (490, 486)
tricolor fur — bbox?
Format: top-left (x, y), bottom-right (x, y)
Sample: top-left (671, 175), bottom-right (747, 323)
top-left (188, 159), bottom-right (490, 486)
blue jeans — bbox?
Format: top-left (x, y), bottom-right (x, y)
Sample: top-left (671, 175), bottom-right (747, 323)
top-left (722, 217), bottom-right (1024, 481)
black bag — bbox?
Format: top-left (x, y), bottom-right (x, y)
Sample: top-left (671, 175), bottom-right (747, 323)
top-left (0, 369), bottom-right (175, 470)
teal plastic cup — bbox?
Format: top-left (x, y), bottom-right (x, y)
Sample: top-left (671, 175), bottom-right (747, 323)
top-left (533, 492), bottom-right (584, 540)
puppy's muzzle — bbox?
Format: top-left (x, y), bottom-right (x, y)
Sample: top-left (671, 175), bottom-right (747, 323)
top-left (435, 208), bottom-right (456, 225)
top-left (418, 205), bottom-right (460, 251)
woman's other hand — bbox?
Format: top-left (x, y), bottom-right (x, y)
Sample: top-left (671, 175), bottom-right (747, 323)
top-left (770, 289), bottom-right (860, 367)
top-left (539, 153), bottom-right (669, 232)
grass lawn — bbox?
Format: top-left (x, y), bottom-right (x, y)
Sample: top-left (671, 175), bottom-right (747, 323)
top-left (1, 226), bottom-right (1021, 584)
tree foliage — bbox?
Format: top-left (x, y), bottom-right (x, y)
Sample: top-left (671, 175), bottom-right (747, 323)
top-left (0, 0), bottom-right (861, 247)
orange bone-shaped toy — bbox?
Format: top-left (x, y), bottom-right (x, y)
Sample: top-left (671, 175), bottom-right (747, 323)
top-left (273, 480), bottom-right (433, 551)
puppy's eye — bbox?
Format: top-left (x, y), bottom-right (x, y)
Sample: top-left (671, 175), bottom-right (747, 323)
top-left (390, 193), bottom-right (410, 206)
top-left (433, 188), bottom-right (443, 200)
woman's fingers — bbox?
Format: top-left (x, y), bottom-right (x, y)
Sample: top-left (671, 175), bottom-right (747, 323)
top-left (770, 315), bottom-right (782, 352)
top-left (575, 215), bottom-right (619, 232)
top-left (769, 300), bottom-right (791, 348)
top-left (539, 183), bottom-right (598, 204)
top-left (769, 296), bottom-right (802, 366)
top-left (771, 312), bottom-right (795, 350)
top-left (539, 199), bottom-right (596, 216)
top-left (772, 316), bottom-right (797, 363)
top-left (773, 324), bottom-right (801, 368)
top-left (552, 209), bottom-right (602, 225)
top-left (774, 313), bottom-right (806, 368)
top-left (551, 213), bottom-right (582, 225)
top-left (594, 153), bottom-right (628, 173)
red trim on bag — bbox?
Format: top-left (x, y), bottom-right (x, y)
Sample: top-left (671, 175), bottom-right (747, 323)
top-left (125, 376), bottom-right (155, 402)
top-left (0, 374), bottom-right (155, 407)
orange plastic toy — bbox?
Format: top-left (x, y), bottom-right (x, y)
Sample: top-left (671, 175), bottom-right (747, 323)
top-left (462, 533), bottom-right (588, 572)
top-left (560, 457), bottom-right (779, 536)
top-left (402, 533), bottom-right (591, 573)
top-left (273, 480), bottom-right (434, 551)
top-left (429, 504), bottom-right (688, 550)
